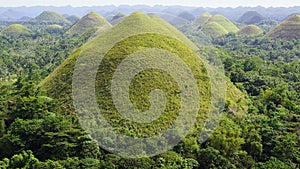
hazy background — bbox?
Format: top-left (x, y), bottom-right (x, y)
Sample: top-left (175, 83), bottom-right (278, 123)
top-left (1, 0), bottom-right (300, 7)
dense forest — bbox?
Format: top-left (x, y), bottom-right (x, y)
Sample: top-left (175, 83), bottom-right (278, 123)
top-left (0, 6), bottom-right (299, 169)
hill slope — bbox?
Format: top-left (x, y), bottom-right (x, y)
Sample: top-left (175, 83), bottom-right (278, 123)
top-left (267, 14), bottom-right (300, 40)
top-left (238, 25), bottom-right (263, 35)
top-left (66, 12), bottom-right (112, 36)
top-left (1, 24), bottom-right (31, 37)
top-left (238, 11), bottom-right (265, 24)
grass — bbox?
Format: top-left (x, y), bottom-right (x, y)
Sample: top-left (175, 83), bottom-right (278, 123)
top-left (267, 14), bottom-right (300, 40)
top-left (1, 24), bottom-right (31, 37)
top-left (66, 12), bottom-right (112, 36)
top-left (238, 25), bottom-right (263, 35)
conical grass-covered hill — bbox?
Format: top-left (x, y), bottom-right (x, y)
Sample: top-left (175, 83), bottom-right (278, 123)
top-left (65, 12), bottom-right (112, 36)
top-left (40, 12), bottom-right (248, 140)
top-left (238, 25), bottom-right (263, 35)
top-left (1, 24), bottom-right (31, 37)
top-left (238, 11), bottom-right (265, 25)
top-left (185, 13), bottom-right (239, 39)
top-left (25, 11), bottom-right (71, 27)
top-left (267, 14), bottom-right (300, 40)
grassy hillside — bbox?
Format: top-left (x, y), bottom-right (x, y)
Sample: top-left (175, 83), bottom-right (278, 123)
top-left (238, 25), bottom-right (263, 35)
top-left (66, 12), bottom-right (112, 36)
top-left (267, 14), bottom-right (300, 40)
top-left (1, 24), bottom-right (31, 37)
top-left (238, 11), bottom-right (265, 24)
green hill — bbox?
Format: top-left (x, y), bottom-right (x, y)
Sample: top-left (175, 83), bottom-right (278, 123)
top-left (25, 11), bottom-right (70, 27)
top-left (40, 12), bottom-right (247, 142)
top-left (1, 24), bottom-right (31, 37)
top-left (65, 12), bottom-right (112, 36)
top-left (238, 11), bottom-right (265, 24)
top-left (267, 14), bottom-right (300, 40)
top-left (66, 14), bottom-right (80, 24)
top-left (238, 25), bottom-right (263, 35)
top-left (209, 14), bottom-right (239, 33)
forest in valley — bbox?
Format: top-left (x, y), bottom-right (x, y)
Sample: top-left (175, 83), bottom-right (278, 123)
top-left (0, 4), bottom-right (299, 169)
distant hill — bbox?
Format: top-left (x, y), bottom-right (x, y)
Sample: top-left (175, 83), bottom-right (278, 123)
top-left (185, 13), bottom-right (239, 39)
top-left (177, 11), bottom-right (195, 21)
top-left (1, 24), bottom-right (31, 37)
top-left (106, 13), bottom-right (126, 25)
top-left (65, 12), bottom-right (112, 36)
top-left (238, 25), bottom-right (263, 35)
top-left (66, 15), bottom-right (80, 24)
top-left (192, 12), bottom-right (212, 27)
top-left (267, 14), bottom-right (300, 40)
top-left (24, 11), bottom-right (71, 27)
top-left (238, 11), bottom-right (265, 24)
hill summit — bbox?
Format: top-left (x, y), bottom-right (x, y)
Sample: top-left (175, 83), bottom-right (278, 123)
top-left (238, 25), bottom-right (263, 35)
top-left (267, 14), bottom-right (300, 40)
top-left (66, 12), bottom-right (112, 36)
top-left (1, 24), bottom-right (31, 37)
